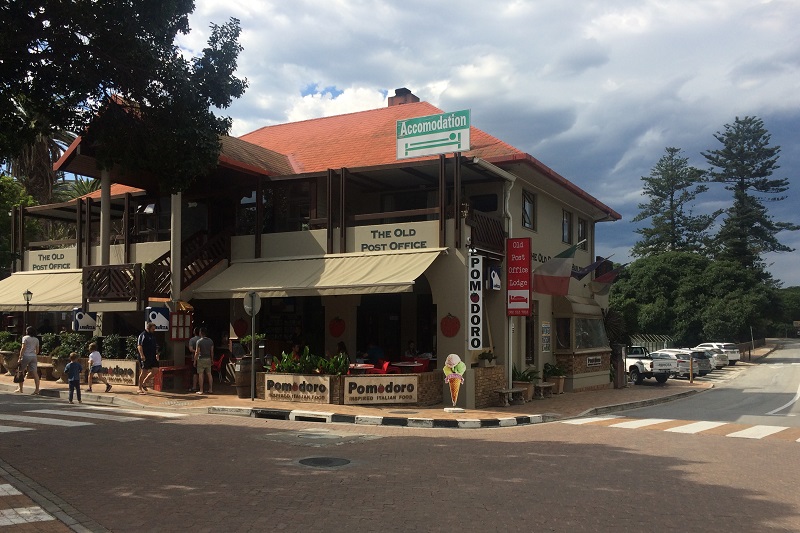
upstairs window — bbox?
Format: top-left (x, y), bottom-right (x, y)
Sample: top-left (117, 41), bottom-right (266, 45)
top-left (577, 218), bottom-right (588, 249)
top-left (562, 210), bottom-right (573, 244)
top-left (522, 190), bottom-right (536, 231)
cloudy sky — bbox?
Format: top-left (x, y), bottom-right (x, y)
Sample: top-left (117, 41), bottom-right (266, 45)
top-left (180, 0), bottom-right (800, 286)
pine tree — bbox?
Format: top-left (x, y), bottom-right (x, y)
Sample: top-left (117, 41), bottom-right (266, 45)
top-left (703, 116), bottom-right (799, 269)
top-left (632, 147), bottom-right (720, 257)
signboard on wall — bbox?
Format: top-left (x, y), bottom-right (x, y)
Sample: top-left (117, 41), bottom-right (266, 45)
top-left (72, 308), bottom-right (97, 332)
top-left (468, 254), bottom-right (484, 350)
top-left (354, 222), bottom-right (438, 253)
top-left (396, 109), bottom-right (471, 159)
top-left (265, 375), bottom-right (330, 404)
top-left (541, 321), bottom-right (552, 353)
top-left (506, 237), bottom-right (531, 316)
top-left (145, 307), bottom-right (170, 331)
top-left (343, 376), bottom-right (418, 404)
top-left (28, 249), bottom-right (77, 271)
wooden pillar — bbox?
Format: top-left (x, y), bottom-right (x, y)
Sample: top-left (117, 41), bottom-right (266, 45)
top-left (18, 205), bottom-right (25, 271)
top-left (75, 198), bottom-right (83, 269)
top-left (339, 168), bottom-right (347, 253)
top-left (255, 178), bottom-right (263, 259)
top-left (85, 197), bottom-right (93, 266)
top-left (10, 205), bottom-right (17, 273)
top-left (454, 152), bottom-right (461, 249)
top-left (123, 193), bottom-right (131, 264)
top-left (100, 169), bottom-right (111, 265)
top-left (438, 154), bottom-right (446, 247)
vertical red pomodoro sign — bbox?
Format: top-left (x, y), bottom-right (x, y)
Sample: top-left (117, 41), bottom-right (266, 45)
top-left (506, 237), bottom-right (531, 316)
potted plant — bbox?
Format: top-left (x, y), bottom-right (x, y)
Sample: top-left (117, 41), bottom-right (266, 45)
top-left (543, 362), bottom-right (567, 394)
top-left (512, 364), bottom-right (540, 402)
top-left (0, 332), bottom-right (22, 375)
top-left (477, 350), bottom-right (496, 367)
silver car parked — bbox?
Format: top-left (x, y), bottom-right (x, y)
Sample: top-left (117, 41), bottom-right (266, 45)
top-left (660, 349), bottom-right (713, 377)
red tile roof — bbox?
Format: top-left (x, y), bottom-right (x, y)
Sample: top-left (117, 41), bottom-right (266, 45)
top-left (80, 183), bottom-right (144, 199)
top-left (240, 101), bottom-right (524, 174)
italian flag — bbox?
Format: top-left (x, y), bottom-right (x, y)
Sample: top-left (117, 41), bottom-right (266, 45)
top-left (532, 244), bottom-right (579, 296)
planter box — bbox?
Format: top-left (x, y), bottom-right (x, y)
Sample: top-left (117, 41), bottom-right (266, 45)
top-left (512, 381), bottom-right (535, 402)
top-left (545, 375), bottom-right (566, 394)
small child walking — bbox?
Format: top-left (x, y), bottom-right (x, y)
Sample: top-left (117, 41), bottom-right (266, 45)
top-left (64, 352), bottom-right (83, 404)
top-left (86, 342), bottom-right (112, 393)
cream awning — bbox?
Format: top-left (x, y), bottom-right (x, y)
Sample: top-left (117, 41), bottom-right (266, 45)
top-left (192, 249), bottom-right (444, 299)
top-left (0, 270), bottom-right (83, 312)
top-left (554, 295), bottom-right (603, 317)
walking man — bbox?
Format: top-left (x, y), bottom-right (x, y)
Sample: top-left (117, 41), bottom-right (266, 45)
top-left (137, 322), bottom-right (159, 394)
top-left (194, 327), bottom-right (214, 395)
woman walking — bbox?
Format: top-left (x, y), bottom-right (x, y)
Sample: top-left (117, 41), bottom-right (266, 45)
top-left (17, 326), bottom-right (41, 395)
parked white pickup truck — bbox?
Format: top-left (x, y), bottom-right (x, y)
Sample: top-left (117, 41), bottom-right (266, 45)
top-left (625, 346), bottom-right (677, 385)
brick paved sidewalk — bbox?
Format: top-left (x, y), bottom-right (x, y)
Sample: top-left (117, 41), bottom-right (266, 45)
top-left (0, 345), bottom-right (774, 422)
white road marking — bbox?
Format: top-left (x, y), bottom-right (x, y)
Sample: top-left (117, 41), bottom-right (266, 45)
top-left (0, 414), bottom-right (92, 427)
top-left (562, 416), bottom-right (621, 425)
top-left (610, 418), bottom-right (673, 429)
top-left (76, 406), bottom-right (186, 418)
top-left (0, 426), bottom-right (34, 433)
top-left (0, 484), bottom-right (21, 496)
top-left (766, 381), bottom-right (800, 415)
top-left (726, 425), bottom-right (789, 439)
top-left (665, 421), bottom-right (728, 434)
top-left (27, 409), bottom-right (144, 422)
top-left (0, 506), bottom-right (55, 525)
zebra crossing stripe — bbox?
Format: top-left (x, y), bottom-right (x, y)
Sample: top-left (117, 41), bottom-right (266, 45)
top-left (0, 484), bottom-right (22, 496)
top-left (610, 418), bottom-right (673, 429)
top-left (0, 414), bottom-right (92, 427)
top-left (665, 421), bottom-right (728, 434)
top-left (0, 506), bottom-right (55, 525)
top-left (27, 409), bottom-right (144, 422)
top-left (726, 425), bottom-right (789, 439)
top-left (562, 416), bottom-right (621, 425)
top-left (0, 426), bottom-right (34, 433)
top-left (77, 406), bottom-right (186, 418)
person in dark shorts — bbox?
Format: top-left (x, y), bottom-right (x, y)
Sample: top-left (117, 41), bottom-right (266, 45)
top-left (194, 327), bottom-right (214, 395)
top-left (86, 342), bottom-right (112, 393)
top-left (137, 322), bottom-right (159, 394)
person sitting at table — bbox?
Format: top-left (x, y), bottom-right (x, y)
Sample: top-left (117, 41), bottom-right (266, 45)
top-left (365, 340), bottom-right (384, 365)
top-left (405, 340), bottom-right (418, 359)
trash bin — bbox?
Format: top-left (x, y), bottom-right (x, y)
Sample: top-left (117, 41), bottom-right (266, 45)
top-left (234, 356), bottom-right (254, 399)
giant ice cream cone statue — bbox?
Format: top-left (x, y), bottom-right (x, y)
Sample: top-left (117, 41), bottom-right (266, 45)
top-left (443, 354), bottom-right (466, 407)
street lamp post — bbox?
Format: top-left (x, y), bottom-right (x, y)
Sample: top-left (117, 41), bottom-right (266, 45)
top-left (23, 289), bottom-right (32, 330)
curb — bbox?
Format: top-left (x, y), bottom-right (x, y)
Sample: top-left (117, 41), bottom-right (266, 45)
top-left (248, 407), bottom-right (562, 428)
top-left (573, 386), bottom-right (711, 419)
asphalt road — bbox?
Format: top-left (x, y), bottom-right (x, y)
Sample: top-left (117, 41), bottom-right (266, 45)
top-left (624, 339), bottom-right (800, 426)
top-left (1, 345), bottom-right (799, 532)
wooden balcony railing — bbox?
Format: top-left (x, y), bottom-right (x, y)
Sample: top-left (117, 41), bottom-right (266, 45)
top-left (466, 210), bottom-right (506, 255)
top-left (83, 264), bottom-right (142, 304)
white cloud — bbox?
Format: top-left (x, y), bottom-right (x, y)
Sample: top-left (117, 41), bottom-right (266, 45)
top-left (182, 0), bottom-right (800, 286)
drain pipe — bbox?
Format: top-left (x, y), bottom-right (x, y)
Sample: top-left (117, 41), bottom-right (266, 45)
top-left (472, 158), bottom-right (517, 387)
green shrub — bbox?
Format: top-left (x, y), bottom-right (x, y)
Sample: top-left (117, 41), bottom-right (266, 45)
top-left (58, 332), bottom-right (89, 357)
top-left (125, 335), bottom-right (139, 359)
top-left (41, 333), bottom-right (59, 355)
top-left (102, 334), bottom-right (124, 359)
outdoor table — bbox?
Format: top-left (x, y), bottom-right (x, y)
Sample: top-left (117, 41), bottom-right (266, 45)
top-left (349, 363), bottom-right (374, 374)
top-left (391, 361), bottom-right (423, 372)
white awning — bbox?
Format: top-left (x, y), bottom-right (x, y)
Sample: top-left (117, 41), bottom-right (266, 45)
top-left (192, 249), bottom-right (444, 299)
top-left (554, 295), bottom-right (603, 317)
top-left (0, 270), bottom-right (83, 311)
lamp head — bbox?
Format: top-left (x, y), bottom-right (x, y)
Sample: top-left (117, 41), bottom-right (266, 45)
top-left (23, 289), bottom-right (32, 303)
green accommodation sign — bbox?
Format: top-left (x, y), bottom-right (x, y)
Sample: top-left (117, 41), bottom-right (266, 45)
top-left (396, 109), bottom-right (471, 159)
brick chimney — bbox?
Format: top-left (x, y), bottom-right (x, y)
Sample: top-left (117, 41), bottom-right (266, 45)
top-left (388, 87), bottom-right (420, 106)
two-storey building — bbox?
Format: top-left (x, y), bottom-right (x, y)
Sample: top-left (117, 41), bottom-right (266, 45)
top-left (1, 88), bottom-right (620, 408)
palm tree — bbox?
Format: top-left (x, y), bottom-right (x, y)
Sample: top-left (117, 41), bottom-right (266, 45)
top-left (5, 97), bottom-right (77, 205)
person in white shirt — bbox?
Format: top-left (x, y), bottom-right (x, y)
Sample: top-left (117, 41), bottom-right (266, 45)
top-left (17, 326), bottom-right (40, 394)
top-left (86, 342), bottom-right (112, 393)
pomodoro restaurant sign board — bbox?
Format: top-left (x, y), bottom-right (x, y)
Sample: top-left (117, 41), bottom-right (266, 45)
top-left (506, 237), bottom-right (531, 316)
top-left (396, 109), bottom-right (471, 159)
top-left (344, 376), bottom-right (418, 405)
top-left (265, 375), bottom-right (330, 404)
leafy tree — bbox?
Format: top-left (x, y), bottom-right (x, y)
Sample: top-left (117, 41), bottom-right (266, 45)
top-left (609, 252), bottom-right (776, 344)
top-left (53, 177), bottom-right (100, 203)
top-left (632, 147), bottom-right (720, 257)
top-left (0, 1), bottom-right (247, 194)
top-left (703, 116), bottom-right (799, 269)
top-left (1, 99), bottom-right (76, 205)
top-left (0, 175), bottom-right (37, 278)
